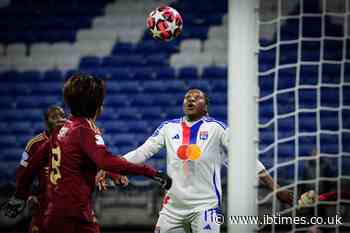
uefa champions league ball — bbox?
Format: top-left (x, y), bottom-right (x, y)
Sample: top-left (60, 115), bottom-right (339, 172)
top-left (147, 6), bottom-right (183, 41)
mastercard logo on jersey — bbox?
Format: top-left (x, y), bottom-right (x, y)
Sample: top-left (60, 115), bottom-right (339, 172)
top-left (177, 144), bottom-right (202, 161)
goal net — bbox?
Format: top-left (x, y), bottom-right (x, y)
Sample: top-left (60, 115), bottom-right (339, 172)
top-left (258, 0), bottom-right (350, 232)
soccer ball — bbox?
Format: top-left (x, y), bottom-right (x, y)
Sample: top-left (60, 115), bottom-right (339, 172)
top-left (147, 6), bottom-right (183, 41)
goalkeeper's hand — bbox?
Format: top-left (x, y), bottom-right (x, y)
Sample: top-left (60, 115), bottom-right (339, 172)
top-left (152, 171), bottom-right (172, 190)
top-left (298, 190), bottom-right (316, 209)
top-left (1, 196), bottom-right (26, 218)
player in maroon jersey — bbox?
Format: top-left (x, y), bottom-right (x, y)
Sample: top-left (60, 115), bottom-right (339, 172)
top-left (2, 74), bottom-right (172, 233)
top-left (16, 106), bottom-right (65, 233)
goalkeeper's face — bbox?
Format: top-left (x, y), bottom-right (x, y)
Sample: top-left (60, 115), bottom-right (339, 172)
top-left (183, 89), bottom-right (208, 121)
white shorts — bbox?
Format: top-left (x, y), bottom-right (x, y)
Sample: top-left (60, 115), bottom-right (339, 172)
top-left (155, 203), bottom-right (222, 233)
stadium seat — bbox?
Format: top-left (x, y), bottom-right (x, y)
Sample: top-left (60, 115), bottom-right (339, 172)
top-left (128, 121), bottom-right (150, 134)
top-left (202, 66), bottom-right (227, 79)
top-left (43, 70), bottom-right (63, 81)
top-left (116, 108), bottom-right (141, 120)
top-left (154, 67), bottom-right (176, 80)
top-left (79, 56), bottom-right (101, 69)
top-left (321, 87), bottom-right (339, 108)
top-left (320, 133), bottom-right (339, 154)
top-left (6, 43), bottom-right (27, 56)
top-left (139, 107), bottom-right (163, 120)
top-left (102, 121), bottom-right (130, 134)
top-left (299, 112), bottom-right (317, 133)
top-left (178, 66), bottom-right (198, 79)
top-left (320, 110), bottom-right (339, 131)
top-left (180, 39), bottom-right (202, 53)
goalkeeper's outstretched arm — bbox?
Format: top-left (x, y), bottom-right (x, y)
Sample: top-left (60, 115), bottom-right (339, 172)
top-left (258, 170), bottom-right (294, 205)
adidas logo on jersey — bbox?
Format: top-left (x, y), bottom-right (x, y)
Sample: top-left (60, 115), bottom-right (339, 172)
top-left (172, 134), bottom-right (180, 139)
top-left (203, 224), bottom-right (211, 230)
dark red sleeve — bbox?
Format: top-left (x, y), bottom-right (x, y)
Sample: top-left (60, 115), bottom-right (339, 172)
top-left (80, 127), bottom-right (157, 178)
top-left (319, 192), bottom-right (350, 201)
top-left (15, 141), bottom-right (51, 200)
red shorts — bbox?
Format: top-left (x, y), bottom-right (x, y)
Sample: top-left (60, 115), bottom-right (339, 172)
top-left (42, 215), bottom-right (100, 233)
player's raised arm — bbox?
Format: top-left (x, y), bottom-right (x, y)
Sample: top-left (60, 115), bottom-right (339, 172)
top-left (123, 123), bottom-right (166, 164)
top-left (80, 126), bottom-right (152, 176)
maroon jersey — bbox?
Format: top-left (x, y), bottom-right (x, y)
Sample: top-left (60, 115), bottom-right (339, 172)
top-left (17, 132), bottom-right (50, 211)
top-left (16, 116), bottom-right (157, 221)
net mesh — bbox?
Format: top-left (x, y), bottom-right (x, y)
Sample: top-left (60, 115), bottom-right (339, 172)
top-left (258, 0), bottom-right (350, 232)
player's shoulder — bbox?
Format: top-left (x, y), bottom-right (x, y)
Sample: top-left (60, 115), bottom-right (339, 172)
top-left (203, 116), bottom-right (227, 130)
top-left (68, 117), bottom-right (101, 134)
top-left (25, 132), bottom-right (48, 152)
top-left (152, 118), bottom-right (181, 137)
top-left (158, 118), bottom-right (181, 129)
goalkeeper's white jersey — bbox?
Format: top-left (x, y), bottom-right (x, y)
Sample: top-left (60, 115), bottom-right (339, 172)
top-left (124, 116), bottom-right (265, 212)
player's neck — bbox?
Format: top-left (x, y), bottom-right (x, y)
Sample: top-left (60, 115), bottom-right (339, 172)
top-left (184, 115), bottom-right (203, 124)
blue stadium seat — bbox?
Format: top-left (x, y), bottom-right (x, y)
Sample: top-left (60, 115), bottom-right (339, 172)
top-left (146, 54), bottom-right (169, 66)
top-left (202, 67), bottom-right (227, 79)
top-left (79, 56), bottom-right (101, 69)
top-left (130, 94), bottom-right (154, 106)
top-left (302, 16), bottom-right (322, 38)
top-left (102, 121), bottom-right (130, 134)
top-left (0, 135), bottom-right (17, 149)
top-left (128, 121), bottom-right (150, 134)
top-left (112, 42), bottom-right (134, 55)
top-left (324, 39), bottom-right (343, 61)
top-left (99, 107), bottom-right (117, 121)
top-left (116, 108), bottom-right (141, 120)
top-left (143, 80), bottom-right (167, 93)
top-left (299, 65), bottom-right (318, 86)
top-left (139, 107), bottom-right (163, 120)
top-left (116, 81), bottom-right (141, 94)
top-left (259, 48), bottom-right (275, 72)
top-left (320, 133), bottom-right (339, 154)
top-left (298, 136), bottom-right (316, 156)
top-left (211, 79), bottom-right (227, 92)
top-left (210, 92), bottom-right (227, 105)
top-left (2, 148), bottom-right (22, 162)
top-left (278, 116), bottom-right (295, 139)
top-left (280, 18), bottom-right (299, 41)
top-left (259, 74), bottom-right (274, 97)
top-left (259, 99), bottom-right (274, 123)
top-left (209, 106), bottom-right (226, 120)
top-left (178, 66), bottom-right (198, 79)
top-left (165, 80), bottom-right (186, 93)
top-left (154, 67), bottom-right (176, 80)
top-left (322, 63), bottom-right (341, 84)
top-left (279, 43), bottom-right (298, 65)
top-left (277, 141), bottom-right (295, 158)
top-left (110, 133), bottom-right (136, 147)
top-left (43, 70), bottom-right (63, 81)
top-left (299, 112), bottom-right (317, 133)
top-left (343, 132), bottom-right (350, 153)
top-left (299, 88), bottom-right (317, 109)
top-left (343, 86), bottom-right (350, 107)
top-left (9, 122), bottom-right (33, 134)
top-left (320, 110), bottom-right (339, 131)
top-left (321, 87), bottom-right (339, 108)
top-left (152, 93), bottom-right (177, 107)
top-left (132, 68), bottom-right (154, 80)
top-left (277, 91), bottom-right (295, 114)
top-left (104, 94), bottom-right (130, 107)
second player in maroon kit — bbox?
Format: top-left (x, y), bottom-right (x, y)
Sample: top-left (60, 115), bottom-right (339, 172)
top-left (10, 74), bottom-right (171, 233)
top-left (16, 106), bottom-right (65, 233)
